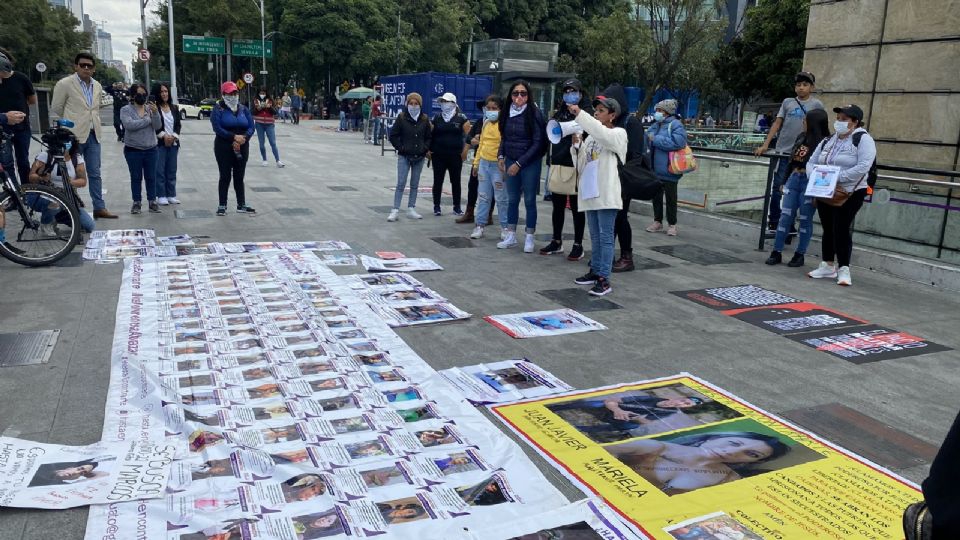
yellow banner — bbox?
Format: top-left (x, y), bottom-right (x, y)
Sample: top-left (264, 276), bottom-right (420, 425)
top-left (491, 374), bottom-right (919, 540)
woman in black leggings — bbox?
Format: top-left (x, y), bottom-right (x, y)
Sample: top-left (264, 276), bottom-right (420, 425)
top-left (210, 81), bottom-right (256, 216)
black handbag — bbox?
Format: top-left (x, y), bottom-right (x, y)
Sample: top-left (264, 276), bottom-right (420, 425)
top-left (617, 151), bottom-right (662, 201)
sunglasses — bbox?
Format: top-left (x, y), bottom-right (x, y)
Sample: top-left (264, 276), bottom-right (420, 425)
top-left (78, 63), bottom-right (95, 69)
top-left (511, 91), bottom-right (528, 97)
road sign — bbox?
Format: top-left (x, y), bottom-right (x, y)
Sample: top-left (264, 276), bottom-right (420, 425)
top-left (35, 62), bottom-right (47, 73)
top-left (138, 49), bottom-right (151, 62)
top-left (243, 73), bottom-right (254, 84)
top-left (183, 35), bottom-right (226, 55)
top-left (231, 39), bottom-right (273, 59)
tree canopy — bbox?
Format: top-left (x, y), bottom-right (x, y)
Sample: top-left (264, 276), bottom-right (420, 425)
top-left (0, 0), bottom-right (90, 82)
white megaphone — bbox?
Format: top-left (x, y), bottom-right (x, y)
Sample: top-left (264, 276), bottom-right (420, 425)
top-left (546, 119), bottom-right (582, 144)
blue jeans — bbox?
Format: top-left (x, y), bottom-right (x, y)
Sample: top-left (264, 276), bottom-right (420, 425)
top-left (774, 171), bottom-right (816, 254)
top-left (156, 144), bottom-right (179, 198)
top-left (587, 208), bottom-right (619, 279)
top-left (79, 131), bottom-right (105, 210)
top-left (476, 159), bottom-right (508, 228)
top-left (339, 111), bottom-right (347, 131)
top-left (767, 156), bottom-right (792, 225)
top-left (255, 123), bottom-right (280, 161)
top-left (1, 125), bottom-right (31, 188)
top-left (26, 193), bottom-right (95, 232)
top-left (124, 146), bottom-right (158, 202)
top-left (373, 118), bottom-right (383, 143)
top-left (394, 156), bottom-right (425, 209)
top-left (505, 160), bottom-right (542, 233)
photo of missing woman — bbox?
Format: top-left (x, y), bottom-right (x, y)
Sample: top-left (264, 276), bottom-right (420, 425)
top-left (665, 511), bottom-right (765, 540)
top-left (507, 522), bottom-right (607, 540)
top-left (546, 383), bottom-right (743, 443)
top-left (27, 458), bottom-right (114, 487)
top-left (290, 508), bottom-right (346, 539)
top-left (377, 497), bottom-right (430, 525)
top-left (190, 458), bottom-right (235, 481)
top-left (604, 418), bottom-right (825, 496)
top-left (299, 361), bottom-right (335, 376)
top-left (345, 440), bottom-right (389, 460)
top-left (330, 416), bottom-right (371, 434)
top-left (280, 473), bottom-right (328, 503)
top-left (434, 452), bottom-right (480, 475)
top-left (361, 465), bottom-right (407, 488)
top-left (308, 377), bottom-right (345, 393)
top-left (261, 425), bottom-right (302, 444)
top-left (456, 476), bottom-right (510, 506)
top-left (314, 396), bottom-right (357, 412)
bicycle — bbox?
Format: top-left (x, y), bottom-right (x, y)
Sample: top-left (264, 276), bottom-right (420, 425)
top-left (0, 121), bottom-right (83, 266)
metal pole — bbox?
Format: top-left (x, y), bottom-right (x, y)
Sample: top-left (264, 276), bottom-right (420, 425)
top-left (167, 0), bottom-right (178, 102)
top-left (140, 0), bottom-right (150, 88)
top-left (395, 5), bottom-right (401, 74)
top-left (466, 26), bottom-right (473, 74)
top-left (757, 154), bottom-right (777, 251)
top-left (260, 0), bottom-right (267, 75)
top-left (226, 37), bottom-right (232, 81)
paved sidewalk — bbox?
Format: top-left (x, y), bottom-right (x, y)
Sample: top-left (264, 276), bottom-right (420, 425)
top-left (0, 119), bottom-right (957, 539)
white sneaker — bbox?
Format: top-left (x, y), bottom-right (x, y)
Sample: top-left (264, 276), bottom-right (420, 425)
top-left (497, 231), bottom-right (517, 249)
top-left (39, 223), bottom-right (57, 237)
top-left (262, 160), bottom-right (269, 167)
top-left (387, 209), bottom-right (399, 222)
top-left (469, 226), bottom-right (484, 239)
top-left (523, 233), bottom-right (535, 253)
top-left (837, 266), bottom-right (852, 286)
top-left (808, 261), bottom-right (838, 279)
top-left (276, 161), bottom-right (285, 168)
top-left (407, 208), bottom-right (422, 220)
top-left (157, 197), bottom-right (169, 205)
top-left (500, 229), bottom-right (508, 241)
top-left (168, 197), bottom-right (181, 204)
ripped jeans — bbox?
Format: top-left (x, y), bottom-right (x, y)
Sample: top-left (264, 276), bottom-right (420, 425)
top-left (773, 171), bottom-right (816, 254)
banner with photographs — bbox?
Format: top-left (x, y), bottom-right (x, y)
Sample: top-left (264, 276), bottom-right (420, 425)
top-left (439, 360), bottom-right (573, 404)
top-left (340, 273), bottom-right (470, 328)
top-left (82, 229), bottom-right (191, 262)
top-left (83, 251), bottom-right (567, 539)
top-left (359, 255), bottom-right (443, 273)
top-left (0, 437), bottom-right (175, 509)
top-left (673, 285), bottom-right (949, 363)
top-left (485, 309), bottom-right (607, 339)
top-left (490, 374), bottom-right (921, 540)
top-left (207, 241), bottom-right (352, 254)
top-left (475, 499), bottom-right (649, 539)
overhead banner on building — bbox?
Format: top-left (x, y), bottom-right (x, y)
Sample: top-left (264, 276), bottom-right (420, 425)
top-left (491, 374), bottom-right (921, 540)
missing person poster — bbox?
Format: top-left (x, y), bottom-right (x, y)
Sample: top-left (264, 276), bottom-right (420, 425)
top-left (440, 359), bottom-right (574, 404)
top-left (359, 255), bottom-right (444, 272)
top-left (485, 309), bottom-right (607, 339)
top-left (0, 437), bottom-right (175, 509)
top-left (491, 374), bottom-right (921, 540)
top-left (474, 499), bottom-right (649, 539)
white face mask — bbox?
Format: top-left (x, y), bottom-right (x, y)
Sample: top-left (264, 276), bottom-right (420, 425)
top-left (223, 95), bottom-right (239, 110)
top-left (259, 94), bottom-right (266, 99)
top-left (440, 102), bottom-right (456, 114)
top-left (834, 120), bottom-right (852, 135)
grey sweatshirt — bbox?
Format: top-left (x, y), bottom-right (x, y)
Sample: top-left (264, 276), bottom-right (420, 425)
top-left (120, 104), bottom-right (162, 150)
top-left (806, 127), bottom-right (877, 192)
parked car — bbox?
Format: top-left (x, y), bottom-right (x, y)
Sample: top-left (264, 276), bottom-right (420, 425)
top-left (199, 98), bottom-right (217, 118)
top-left (177, 98), bottom-right (202, 120)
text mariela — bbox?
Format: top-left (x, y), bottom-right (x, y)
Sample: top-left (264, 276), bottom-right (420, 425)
top-left (106, 443), bottom-right (176, 501)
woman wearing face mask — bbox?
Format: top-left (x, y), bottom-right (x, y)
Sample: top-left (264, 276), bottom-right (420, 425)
top-left (765, 108), bottom-right (830, 268)
top-left (469, 95), bottom-right (506, 239)
top-left (645, 99), bottom-right (689, 236)
top-left (153, 83), bottom-right (181, 206)
top-left (569, 96), bottom-right (627, 297)
top-left (805, 104), bottom-right (876, 286)
top-left (497, 80), bottom-right (547, 252)
top-left (429, 92), bottom-right (471, 216)
top-left (210, 81), bottom-right (256, 216)
top-left (539, 79), bottom-right (590, 260)
top-left (387, 93), bottom-right (432, 222)
top-left (120, 83), bottom-right (162, 214)
top-left (253, 88), bottom-right (284, 168)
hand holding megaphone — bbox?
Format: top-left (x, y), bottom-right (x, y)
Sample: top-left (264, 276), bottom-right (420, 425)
top-left (567, 103), bottom-right (581, 116)
top-left (546, 118), bottom-right (583, 144)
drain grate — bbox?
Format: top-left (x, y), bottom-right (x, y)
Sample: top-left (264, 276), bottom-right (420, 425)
top-left (277, 207), bottom-right (315, 216)
top-left (250, 186), bottom-right (281, 192)
top-left (650, 244), bottom-right (746, 265)
top-left (175, 209), bottom-right (215, 219)
top-left (0, 330), bottom-right (61, 367)
top-left (430, 237), bottom-right (476, 249)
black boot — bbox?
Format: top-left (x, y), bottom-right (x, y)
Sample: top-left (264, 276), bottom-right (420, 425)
top-left (765, 250), bottom-right (782, 265)
top-left (612, 250), bottom-right (635, 272)
top-left (787, 253), bottom-right (805, 267)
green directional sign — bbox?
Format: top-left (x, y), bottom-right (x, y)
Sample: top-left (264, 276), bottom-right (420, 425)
top-left (231, 39), bottom-right (274, 59)
top-left (182, 35), bottom-right (226, 55)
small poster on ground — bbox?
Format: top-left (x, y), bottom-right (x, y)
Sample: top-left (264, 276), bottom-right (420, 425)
top-left (671, 285), bottom-right (801, 310)
top-left (372, 302), bottom-right (471, 327)
top-left (317, 253), bottom-right (357, 266)
top-left (360, 255), bottom-right (443, 272)
top-left (785, 325), bottom-right (951, 363)
top-left (476, 499), bottom-right (649, 539)
top-left (485, 309), bottom-right (607, 339)
top-left (663, 511), bottom-right (764, 540)
top-left (724, 302), bottom-right (867, 336)
top-left (439, 359), bottom-right (573, 404)
top-left (375, 251), bottom-right (406, 259)
top-left (0, 437), bottom-right (176, 509)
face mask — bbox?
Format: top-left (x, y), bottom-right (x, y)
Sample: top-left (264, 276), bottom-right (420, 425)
top-left (653, 111), bottom-right (665, 122)
top-left (440, 102), bottom-right (456, 114)
top-left (134, 94), bottom-right (147, 105)
top-left (484, 110), bottom-right (499, 122)
top-left (259, 94), bottom-right (266, 99)
top-left (834, 120), bottom-right (851, 135)
top-left (407, 105), bottom-right (421, 118)
top-left (64, 142), bottom-right (72, 151)
top-left (562, 92), bottom-right (580, 105)
top-left (223, 95), bottom-right (239, 109)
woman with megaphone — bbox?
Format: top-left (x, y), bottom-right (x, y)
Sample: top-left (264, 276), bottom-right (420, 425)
top-left (539, 79), bottom-right (592, 260)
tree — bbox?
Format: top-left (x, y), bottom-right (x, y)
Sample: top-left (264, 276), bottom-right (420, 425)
top-left (98, 66), bottom-right (126, 87)
top-left (0, 0), bottom-right (91, 81)
top-left (713, 0), bottom-right (810, 103)
top-left (574, 10), bottom-right (652, 93)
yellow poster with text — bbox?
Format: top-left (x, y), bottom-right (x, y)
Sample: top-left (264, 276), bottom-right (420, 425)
top-left (491, 374), bottom-right (920, 540)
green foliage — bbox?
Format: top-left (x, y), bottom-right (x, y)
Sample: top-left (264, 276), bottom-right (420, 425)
top-left (98, 66), bottom-right (126, 87)
top-left (575, 10), bottom-right (652, 92)
top-left (714, 0), bottom-right (810, 101)
top-left (0, 0), bottom-right (91, 80)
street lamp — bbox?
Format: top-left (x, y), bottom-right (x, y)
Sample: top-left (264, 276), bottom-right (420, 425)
top-left (250, 0), bottom-right (268, 75)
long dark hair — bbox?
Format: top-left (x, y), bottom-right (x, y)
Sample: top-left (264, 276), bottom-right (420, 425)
top-left (152, 83), bottom-right (171, 106)
top-left (499, 80), bottom-right (535, 138)
top-left (667, 431), bottom-right (791, 466)
top-left (802, 108), bottom-right (830, 148)
top-left (127, 83), bottom-right (146, 100)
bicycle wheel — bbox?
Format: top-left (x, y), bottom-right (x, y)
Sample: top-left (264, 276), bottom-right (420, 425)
top-left (0, 184), bottom-right (82, 267)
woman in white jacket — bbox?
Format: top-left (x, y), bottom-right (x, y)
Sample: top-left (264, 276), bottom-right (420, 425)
top-left (569, 96), bottom-right (628, 296)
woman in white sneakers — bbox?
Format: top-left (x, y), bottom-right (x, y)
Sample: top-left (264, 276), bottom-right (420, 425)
top-left (806, 104), bottom-right (876, 286)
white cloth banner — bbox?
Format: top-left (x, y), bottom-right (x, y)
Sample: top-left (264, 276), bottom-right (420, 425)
top-left (360, 255), bottom-right (443, 272)
top-left (439, 359), bottom-right (573, 404)
top-left (485, 309), bottom-right (607, 339)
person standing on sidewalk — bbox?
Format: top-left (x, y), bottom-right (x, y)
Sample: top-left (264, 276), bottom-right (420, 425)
top-left (429, 92), bottom-right (471, 217)
top-left (805, 104), bottom-right (876, 286)
top-left (291, 90), bottom-right (302, 125)
top-left (120, 83), bottom-right (161, 214)
top-left (0, 49), bottom-right (36, 189)
top-left (458, 112), bottom-right (484, 224)
top-left (153, 83), bottom-right (181, 206)
top-left (110, 82), bottom-right (127, 142)
top-left (211, 81), bottom-right (256, 216)
top-left (370, 96), bottom-right (384, 144)
top-left (645, 99), bottom-right (689, 236)
top-left (569, 96), bottom-right (627, 297)
top-left (50, 52), bottom-right (119, 219)
top-left (754, 72), bottom-right (824, 234)
top-left (497, 80), bottom-right (546, 252)
top-left (280, 91), bottom-right (292, 123)
top-left (253, 88), bottom-right (285, 168)
top-left (387, 93), bottom-right (431, 222)
top-left (540, 79), bottom-right (590, 261)
top-left (603, 84), bottom-right (646, 272)
top-left (469, 95), bottom-right (506, 240)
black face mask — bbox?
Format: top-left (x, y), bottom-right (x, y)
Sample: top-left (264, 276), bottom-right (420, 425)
top-left (134, 94), bottom-right (147, 105)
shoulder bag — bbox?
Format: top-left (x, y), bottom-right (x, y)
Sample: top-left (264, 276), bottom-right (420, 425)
top-left (547, 165), bottom-right (577, 195)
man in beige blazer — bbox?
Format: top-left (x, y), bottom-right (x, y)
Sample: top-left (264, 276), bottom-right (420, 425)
top-left (50, 52), bottom-right (117, 219)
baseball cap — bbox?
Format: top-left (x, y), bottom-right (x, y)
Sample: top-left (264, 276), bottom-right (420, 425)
top-left (795, 71), bottom-right (816, 84)
top-left (832, 104), bottom-right (864, 121)
top-left (439, 92), bottom-right (457, 103)
top-left (593, 95), bottom-right (621, 116)
top-left (0, 55), bottom-right (12, 74)
top-left (220, 81), bottom-right (239, 94)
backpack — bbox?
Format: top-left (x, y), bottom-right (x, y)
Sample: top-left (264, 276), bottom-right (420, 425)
top-left (852, 131), bottom-right (878, 188)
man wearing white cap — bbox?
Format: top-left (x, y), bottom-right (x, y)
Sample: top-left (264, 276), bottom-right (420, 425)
top-left (429, 92), bottom-right (471, 216)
